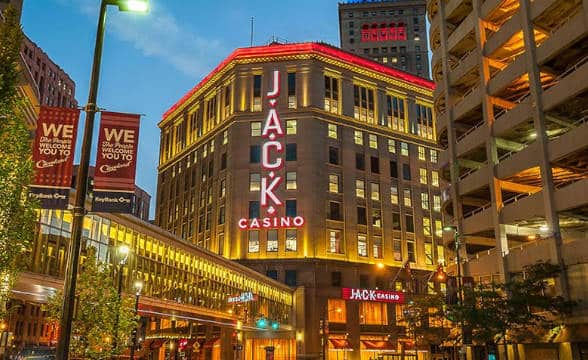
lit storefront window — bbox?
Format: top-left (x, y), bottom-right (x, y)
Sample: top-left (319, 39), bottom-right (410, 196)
top-left (359, 302), bottom-right (388, 325)
top-left (328, 299), bottom-right (346, 323)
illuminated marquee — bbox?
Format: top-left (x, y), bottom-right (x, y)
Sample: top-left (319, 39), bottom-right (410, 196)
top-left (227, 291), bottom-right (258, 303)
top-left (238, 70), bottom-right (305, 230)
top-left (341, 288), bottom-right (404, 303)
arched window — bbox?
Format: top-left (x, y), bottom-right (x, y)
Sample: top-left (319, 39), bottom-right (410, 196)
top-left (389, 23), bottom-right (397, 41)
top-left (361, 24), bottom-right (370, 42)
top-left (397, 22), bottom-right (406, 40)
top-left (379, 23), bottom-right (388, 41)
top-left (371, 23), bottom-right (378, 42)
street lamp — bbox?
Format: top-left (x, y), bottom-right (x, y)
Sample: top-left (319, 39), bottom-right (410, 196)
top-left (321, 307), bottom-right (342, 360)
top-left (56, 2), bottom-right (148, 360)
top-left (130, 280), bottom-right (143, 360)
top-left (113, 244), bottom-right (130, 353)
top-left (443, 225), bottom-right (463, 304)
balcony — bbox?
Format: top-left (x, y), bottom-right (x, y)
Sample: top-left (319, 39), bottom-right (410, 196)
top-left (447, 12), bottom-right (475, 55)
top-left (449, 48), bottom-right (479, 87)
top-left (485, 12), bottom-right (522, 58)
top-left (459, 164), bottom-right (490, 196)
top-left (542, 56), bottom-right (588, 111)
top-left (453, 85), bottom-right (482, 120)
top-left (493, 97), bottom-right (532, 136)
top-left (462, 203), bottom-right (494, 234)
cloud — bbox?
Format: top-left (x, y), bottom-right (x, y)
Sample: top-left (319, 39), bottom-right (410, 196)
top-left (57, 0), bottom-right (225, 78)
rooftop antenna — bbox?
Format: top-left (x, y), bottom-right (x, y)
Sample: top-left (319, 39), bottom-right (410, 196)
top-left (250, 16), bottom-right (254, 47)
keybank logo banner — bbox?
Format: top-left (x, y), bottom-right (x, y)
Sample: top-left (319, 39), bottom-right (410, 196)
top-left (238, 70), bottom-right (305, 230)
top-left (341, 288), bottom-right (405, 303)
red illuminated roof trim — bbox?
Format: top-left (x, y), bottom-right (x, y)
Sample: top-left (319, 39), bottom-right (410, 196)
top-left (162, 42), bottom-right (434, 120)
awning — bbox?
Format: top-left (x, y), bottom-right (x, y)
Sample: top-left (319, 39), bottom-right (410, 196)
top-left (329, 339), bottom-right (353, 351)
top-left (149, 339), bottom-right (164, 349)
top-left (203, 337), bottom-right (220, 349)
top-left (361, 340), bottom-right (396, 351)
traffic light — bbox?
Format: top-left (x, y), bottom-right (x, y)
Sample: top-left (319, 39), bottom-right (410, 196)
top-left (256, 317), bottom-right (268, 329)
top-left (435, 265), bottom-right (446, 282)
top-left (271, 320), bottom-right (280, 330)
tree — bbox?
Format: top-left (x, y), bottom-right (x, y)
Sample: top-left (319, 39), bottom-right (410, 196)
top-left (404, 293), bottom-right (449, 350)
top-left (46, 247), bottom-right (138, 359)
top-left (0, 5), bottom-right (36, 319)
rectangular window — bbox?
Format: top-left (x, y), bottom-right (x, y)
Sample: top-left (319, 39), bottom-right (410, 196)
top-left (418, 146), bottom-right (426, 160)
top-left (356, 179), bottom-right (365, 198)
top-left (430, 150), bottom-right (438, 163)
top-left (415, 103), bottom-right (434, 139)
top-left (433, 195), bottom-right (441, 212)
top-left (386, 94), bottom-right (406, 132)
top-left (405, 214), bottom-right (414, 233)
top-left (218, 206), bottom-right (225, 224)
top-left (328, 123), bottom-right (338, 139)
top-left (372, 208), bottom-right (381, 227)
top-left (286, 229), bottom-right (297, 251)
top-left (388, 139), bottom-right (396, 153)
top-left (329, 174), bottom-right (340, 193)
top-left (421, 192), bottom-right (430, 210)
top-left (420, 168), bottom-right (428, 184)
top-left (253, 74), bottom-right (262, 111)
top-left (328, 229), bottom-right (344, 253)
top-left (353, 84), bottom-right (375, 123)
top-left (286, 200), bottom-right (297, 217)
top-left (407, 240), bottom-right (415, 262)
top-left (357, 206), bottom-right (367, 225)
top-left (437, 244), bottom-right (445, 264)
top-left (249, 201), bottom-right (260, 219)
top-left (332, 272), bottom-right (342, 287)
top-left (403, 163), bottom-right (411, 180)
top-left (371, 183), bottom-right (380, 201)
top-left (267, 230), bottom-right (278, 252)
top-left (373, 236), bottom-right (382, 258)
top-left (285, 270), bottom-right (297, 286)
top-left (286, 172), bottom-right (297, 190)
top-left (219, 179), bottom-right (226, 198)
top-left (251, 122), bottom-right (262, 136)
top-left (248, 230), bottom-right (259, 253)
top-left (393, 237), bottom-right (402, 261)
top-left (358, 234), bottom-right (368, 256)
top-left (369, 134), bottom-right (378, 149)
top-left (250, 145), bottom-right (261, 163)
top-left (266, 270), bottom-right (278, 280)
top-left (324, 75), bottom-right (340, 114)
top-left (435, 219), bottom-right (443, 237)
top-left (356, 153), bottom-right (365, 170)
top-left (286, 119), bottom-right (297, 135)
top-left (354, 130), bottom-right (364, 145)
top-left (423, 217), bottom-right (432, 236)
top-left (250, 173), bottom-right (261, 191)
top-left (390, 160), bottom-right (398, 178)
top-left (401, 142), bottom-right (409, 156)
top-left (329, 146), bottom-right (339, 165)
top-left (221, 153), bottom-right (227, 170)
top-left (328, 299), bottom-right (346, 322)
top-left (432, 171), bottom-right (439, 187)
top-left (328, 201), bottom-right (342, 221)
top-left (391, 185), bottom-right (399, 204)
top-left (404, 189), bottom-right (412, 207)
top-left (286, 143), bottom-right (297, 161)
top-left (360, 302), bottom-right (388, 325)
top-left (371, 156), bottom-right (380, 173)
top-left (223, 130), bottom-right (228, 145)
top-left (425, 242), bottom-right (434, 265)
top-left (288, 72), bottom-right (296, 109)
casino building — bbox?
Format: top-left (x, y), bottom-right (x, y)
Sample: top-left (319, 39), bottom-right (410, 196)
top-left (157, 42), bottom-right (444, 359)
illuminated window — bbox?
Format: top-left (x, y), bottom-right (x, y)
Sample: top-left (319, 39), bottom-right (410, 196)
top-left (372, 208), bottom-right (381, 227)
top-left (423, 217), bottom-right (432, 236)
top-left (401, 142), bottom-right (409, 156)
top-left (267, 230), bottom-right (278, 252)
top-left (328, 229), bottom-right (344, 253)
top-left (252, 74), bottom-right (262, 111)
top-left (356, 179), bottom-right (365, 198)
top-left (286, 172), bottom-right (297, 190)
top-left (433, 195), bottom-right (441, 212)
top-left (396, 304), bottom-right (407, 326)
top-left (249, 173), bottom-right (261, 191)
top-left (425, 242), bottom-right (434, 265)
top-left (354, 130), bottom-right (364, 145)
top-left (329, 174), bottom-right (340, 193)
top-left (388, 139), bottom-right (396, 153)
top-left (286, 120), bottom-right (297, 135)
top-left (223, 85), bottom-right (231, 118)
top-left (403, 189), bottom-right (412, 207)
top-left (430, 150), bottom-right (438, 163)
top-left (418, 146), bottom-right (426, 160)
top-left (324, 75), bottom-right (340, 114)
top-left (420, 168), bottom-right (428, 184)
top-left (360, 302), bottom-right (388, 325)
top-left (371, 183), bottom-right (380, 201)
top-left (393, 237), bottom-right (402, 261)
top-left (353, 84), bottom-right (375, 123)
top-left (435, 219), bottom-right (443, 237)
top-left (328, 124), bottom-right (338, 139)
top-left (287, 72), bottom-right (296, 109)
top-left (251, 122), bottom-right (261, 136)
top-left (432, 171), bottom-right (439, 187)
top-left (358, 234), bottom-right (368, 256)
top-left (415, 103), bottom-right (434, 139)
top-left (328, 299), bottom-right (346, 323)
top-left (219, 179), bottom-right (226, 198)
top-left (421, 192), bottom-right (429, 210)
top-left (391, 185), bottom-right (399, 204)
top-left (369, 134), bottom-right (378, 149)
top-left (248, 230), bottom-right (259, 253)
top-left (386, 94), bottom-right (406, 132)
top-left (437, 244), bottom-right (445, 264)
top-left (286, 229), bottom-right (297, 251)
top-left (223, 130), bottom-right (228, 145)
top-left (373, 236), bottom-right (382, 258)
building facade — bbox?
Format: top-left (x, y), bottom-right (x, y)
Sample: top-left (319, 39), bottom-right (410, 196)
top-left (157, 42), bottom-right (443, 359)
top-left (338, 0), bottom-right (431, 78)
top-left (428, 0), bottom-right (588, 357)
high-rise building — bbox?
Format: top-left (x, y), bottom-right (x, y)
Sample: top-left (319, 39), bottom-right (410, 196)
top-left (338, 0), bottom-right (430, 78)
top-left (429, 0), bottom-right (588, 355)
top-left (157, 42), bottom-right (443, 358)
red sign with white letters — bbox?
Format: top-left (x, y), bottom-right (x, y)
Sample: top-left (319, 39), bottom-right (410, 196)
top-left (342, 288), bottom-right (404, 303)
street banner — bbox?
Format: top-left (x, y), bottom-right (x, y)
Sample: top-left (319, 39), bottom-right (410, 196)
top-left (29, 106), bottom-right (80, 209)
top-left (92, 111), bottom-right (140, 213)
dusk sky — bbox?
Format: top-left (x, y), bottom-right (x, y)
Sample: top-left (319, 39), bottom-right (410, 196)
top-left (21, 0), bottom-right (341, 218)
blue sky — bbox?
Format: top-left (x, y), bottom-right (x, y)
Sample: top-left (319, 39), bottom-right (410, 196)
top-left (21, 0), bottom-right (341, 218)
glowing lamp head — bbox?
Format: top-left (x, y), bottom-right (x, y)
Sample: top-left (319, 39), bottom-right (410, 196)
top-left (376, 262), bottom-right (385, 269)
top-left (134, 279), bottom-right (143, 294)
top-left (256, 318), bottom-right (267, 329)
top-left (116, 0), bottom-right (149, 12)
top-left (271, 321), bottom-right (280, 330)
top-left (118, 244), bottom-right (130, 256)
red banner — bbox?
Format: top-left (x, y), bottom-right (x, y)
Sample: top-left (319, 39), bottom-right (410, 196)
top-left (29, 106), bottom-right (80, 208)
top-left (341, 288), bottom-right (404, 303)
top-left (92, 111), bottom-right (140, 213)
